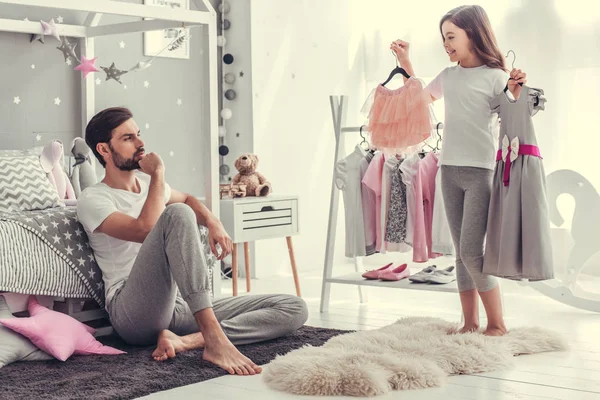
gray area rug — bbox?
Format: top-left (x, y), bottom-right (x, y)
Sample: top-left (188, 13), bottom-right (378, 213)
top-left (1, 326), bottom-right (348, 400)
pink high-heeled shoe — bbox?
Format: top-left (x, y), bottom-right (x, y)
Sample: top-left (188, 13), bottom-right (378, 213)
top-left (379, 264), bottom-right (410, 281)
top-left (362, 263), bottom-right (394, 280)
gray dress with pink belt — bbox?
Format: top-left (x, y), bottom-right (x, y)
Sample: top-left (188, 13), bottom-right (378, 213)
top-left (483, 85), bottom-right (554, 281)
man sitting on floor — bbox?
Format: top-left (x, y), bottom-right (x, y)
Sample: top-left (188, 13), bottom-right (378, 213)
top-left (77, 107), bottom-right (308, 375)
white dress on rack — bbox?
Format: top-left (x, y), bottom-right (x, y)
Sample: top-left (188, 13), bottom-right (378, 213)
top-left (334, 145), bottom-right (368, 257)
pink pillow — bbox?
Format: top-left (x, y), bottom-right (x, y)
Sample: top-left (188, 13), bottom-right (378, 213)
top-left (0, 296), bottom-right (125, 361)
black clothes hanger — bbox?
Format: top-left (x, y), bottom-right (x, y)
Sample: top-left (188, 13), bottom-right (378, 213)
top-left (359, 125), bottom-right (372, 152)
top-left (381, 50), bottom-right (411, 87)
top-left (504, 50), bottom-right (524, 93)
top-left (433, 122), bottom-right (443, 151)
top-left (420, 122), bottom-right (443, 157)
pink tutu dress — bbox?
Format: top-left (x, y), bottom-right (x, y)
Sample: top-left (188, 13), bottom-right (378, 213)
top-left (361, 77), bottom-right (432, 155)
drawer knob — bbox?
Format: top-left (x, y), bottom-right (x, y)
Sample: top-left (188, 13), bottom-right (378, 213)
top-left (261, 205), bottom-right (274, 212)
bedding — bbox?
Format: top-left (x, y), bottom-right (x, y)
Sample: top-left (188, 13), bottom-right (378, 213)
top-left (0, 206), bottom-right (219, 309)
top-left (0, 207), bottom-right (104, 307)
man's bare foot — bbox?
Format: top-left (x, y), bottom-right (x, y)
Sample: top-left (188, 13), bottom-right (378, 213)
top-left (152, 330), bottom-right (204, 361)
top-left (458, 324), bottom-right (480, 334)
top-left (484, 326), bottom-right (508, 336)
top-left (202, 336), bottom-right (262, 375)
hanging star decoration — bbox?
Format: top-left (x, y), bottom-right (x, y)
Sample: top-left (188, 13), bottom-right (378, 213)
top-left (101, 63), bottom-right (128, 84)
top-left (75, 56), bottom-right (99, 78)
top-left (42, 19), bottom-right (61, 42)
top-left (56, 16), bottom-right (64, 24)
top-left (31, 19), bottom-right (60, 43)
top-left (30, 31), bottom-right (44, 44)
top-left (56, 37), bottom-right (78, 63)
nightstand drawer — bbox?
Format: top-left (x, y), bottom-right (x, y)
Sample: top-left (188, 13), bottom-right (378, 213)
top-left (240, 200), bottom-right (294, 215)
top-left (221, 196), bottom-right (299, 243)
top-left (243, 216), bottom-right (292, 229)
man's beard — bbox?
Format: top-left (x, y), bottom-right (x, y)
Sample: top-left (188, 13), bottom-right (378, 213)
top-left (108, 143), bottom-right (143, 171)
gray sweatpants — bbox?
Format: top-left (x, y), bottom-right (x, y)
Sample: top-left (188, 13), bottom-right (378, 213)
top-left (108, 203), bottom-right (308, 346)
top-left (441, 166), bottom-right (498, 293)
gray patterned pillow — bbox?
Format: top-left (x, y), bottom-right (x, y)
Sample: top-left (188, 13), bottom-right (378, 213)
top-left (0, 147), bottom-right (43, 157)
top-left (0, 155), bottom-right (63, 212)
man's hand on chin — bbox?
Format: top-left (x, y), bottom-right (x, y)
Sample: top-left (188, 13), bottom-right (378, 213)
top-left (207, 219), bottom-right (233, 260)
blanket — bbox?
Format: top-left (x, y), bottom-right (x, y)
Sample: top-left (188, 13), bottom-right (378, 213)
top-left (0, 207), bottom-right (104, 307)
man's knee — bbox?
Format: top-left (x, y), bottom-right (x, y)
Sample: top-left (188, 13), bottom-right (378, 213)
top-left (281, 295), bottom-right (309, 329)
top-left (163, 203), bottom-right (196, 223)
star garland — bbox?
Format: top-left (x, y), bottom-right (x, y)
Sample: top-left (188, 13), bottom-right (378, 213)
top-left (28, 17), bottom-right (191, 84)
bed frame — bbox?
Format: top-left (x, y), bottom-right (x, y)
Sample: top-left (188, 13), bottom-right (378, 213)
top-left (0, 0), bottom-right (223, 331)
top-left (0, 0), bottom-right (220, 217)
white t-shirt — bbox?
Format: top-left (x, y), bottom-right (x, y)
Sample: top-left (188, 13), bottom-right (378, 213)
top-left (426, 64), bottom-right (509, 170)
top-left (76, 172), bottom-right (172, 308)
top-left (334, 145), bottom-right (367, 258)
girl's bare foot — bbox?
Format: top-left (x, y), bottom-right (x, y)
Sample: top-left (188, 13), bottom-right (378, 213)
top-left (152, 330), bottom-right (205, 361)
top-left (458, 324), bottom-right (480, 334)
top-left (202, 336), bottom-right (262, 375)
top-left (484, 325), bottom-right (508, 336)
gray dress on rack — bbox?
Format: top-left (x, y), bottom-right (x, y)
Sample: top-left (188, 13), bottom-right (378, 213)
top-left (483, 85), bottom-right (554, 281)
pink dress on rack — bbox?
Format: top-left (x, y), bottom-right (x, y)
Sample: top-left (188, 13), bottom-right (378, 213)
top-left (411, 152), bottom-right (442, 262)
top-left (362, 152), bottom-right (385, 252)
top-left (361, 77), bottom-right (432, 155)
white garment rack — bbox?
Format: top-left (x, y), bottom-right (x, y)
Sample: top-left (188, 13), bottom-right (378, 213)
top-left (320, 95), bottom-right (458, 313)
top-left (320, 95), bottom-right (600, 313)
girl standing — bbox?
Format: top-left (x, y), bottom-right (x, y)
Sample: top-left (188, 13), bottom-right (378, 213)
top-left (391, 5), bottom-right (527, 336)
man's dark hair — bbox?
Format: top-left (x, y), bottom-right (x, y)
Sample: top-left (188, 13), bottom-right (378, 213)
top-left (85, 107), bottom-right (133, 167)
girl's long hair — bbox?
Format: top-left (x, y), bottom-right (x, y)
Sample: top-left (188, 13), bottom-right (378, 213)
top-left (440, 5), bottom-right (507, 71)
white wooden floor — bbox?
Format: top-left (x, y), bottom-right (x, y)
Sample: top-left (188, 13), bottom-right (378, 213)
top-left (141, 261), bottom-right (600, 400)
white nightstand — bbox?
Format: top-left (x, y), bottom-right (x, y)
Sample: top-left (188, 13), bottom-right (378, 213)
top-left (220, 194), bottom-right (301, 297)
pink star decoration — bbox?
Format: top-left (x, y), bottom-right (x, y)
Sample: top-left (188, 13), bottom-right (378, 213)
top-left (75, 56), bottom-right (100, 78)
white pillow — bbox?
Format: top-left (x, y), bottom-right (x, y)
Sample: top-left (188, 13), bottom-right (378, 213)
top-left (0, 296), bottom-right (53, 368)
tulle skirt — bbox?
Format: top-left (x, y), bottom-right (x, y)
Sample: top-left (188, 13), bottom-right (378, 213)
top-left (361, 78), bottom-right (432, 155)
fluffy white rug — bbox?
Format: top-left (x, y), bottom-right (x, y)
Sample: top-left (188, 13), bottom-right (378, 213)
top-left (263, 317), bottom-right (568, 397)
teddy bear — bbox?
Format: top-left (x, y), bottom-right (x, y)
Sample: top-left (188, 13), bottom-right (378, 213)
top-left (70, 137), bottom-right (97, 198)
top-left (232, 154), bottom-right (271, 197)
top-left (39, 140), bottom-right (77, 206)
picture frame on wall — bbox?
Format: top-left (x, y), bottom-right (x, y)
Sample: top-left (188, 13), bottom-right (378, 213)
top-left (143, 0), bottom-right (190, 60)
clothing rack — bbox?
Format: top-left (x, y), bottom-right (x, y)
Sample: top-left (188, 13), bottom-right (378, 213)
top-left (320, 96), bottom-right (600, 314)
top-left (320, 95), bottom-right (457, 313)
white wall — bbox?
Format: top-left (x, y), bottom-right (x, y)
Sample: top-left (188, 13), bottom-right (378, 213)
top-left (247, 0), bottom-right (600, 285)
top-left (250, 0), bottom-right (372, 280)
